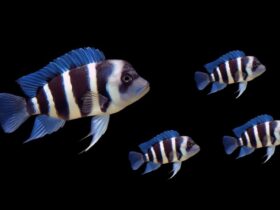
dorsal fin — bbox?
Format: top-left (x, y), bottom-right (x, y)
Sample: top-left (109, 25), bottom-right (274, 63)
top-left (204, 50), bottom-right (245, 73)
top-left (17, 47), bottom-right (105, 98)
top-left (233, 114), bottom-right (273, 137)
top-left (139, 130), bottom-right (180, 153)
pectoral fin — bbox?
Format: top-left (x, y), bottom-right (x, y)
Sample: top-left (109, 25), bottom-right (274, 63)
top-left (81, 92), bottom-right (110, 114)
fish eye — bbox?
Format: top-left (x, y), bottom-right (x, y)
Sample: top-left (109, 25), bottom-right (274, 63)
top-left (122, 73), bottom-right (133, 83)
top-left (253, 59), bottom-right (261, 68)
top-left (187, 140), bottom-right (194, 149)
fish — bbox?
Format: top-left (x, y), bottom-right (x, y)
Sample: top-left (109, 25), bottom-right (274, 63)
top-left (0, 47), bottom-right (150, 151)
top-left (194, 50), bottom-right (266, 98)
top-left (223, 114), bottom-right (280, 162)
top-left (128, 130), bottom-right (200, 178)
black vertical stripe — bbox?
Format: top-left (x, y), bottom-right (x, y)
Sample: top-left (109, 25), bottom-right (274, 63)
top-left (163, 139), bottom-right (173, 162)
top-left (96, 61), bottom-right (113, 112)
top-left (147, 149), bottom-right (154, 162)
top-left (269, 121), bottom-right (277, 145)
top-left (240, 135), bottom-right (247, 146)
top-left (26, 99), bottom-right (36, 115)
top-left (257, 124), bottom-right (267, 147)
top-left (252, 59), bottom-right (257, 69)
top-left (247, 127), bottom-right (257, 147)
top-left (175, 137), bottom-right (184, 160)
top-left (219, 63), bottom-right (228, 83)
top-left (229, 59), bottom-right (239, 82)
top-left (213, 70), bottom-right (219, 82)
top-left (36, 88), bottom-right (49, 115)
top-left (152, 143), bottom-right (162, 163)
top-left (241, 57), bottom-right (248, 80)
top-left (69, 66), bottom-right (90, 116)
top-left (48, 74), bottom-right (69, 119)
top-left (119, 62), bottom-right (139, 94)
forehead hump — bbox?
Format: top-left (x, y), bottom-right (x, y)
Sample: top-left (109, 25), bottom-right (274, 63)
top-left (122, 61), bottom-right (136, 73)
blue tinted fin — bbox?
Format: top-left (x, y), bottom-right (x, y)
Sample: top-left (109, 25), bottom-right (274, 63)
top-left (208, 82), bottom-right (227, 94)
top-left (129, 151), bottom-right (145, 170)
top-left (263, 146), bottom-right (275, 163)
top-left (194, 71), bottom-right (210, 90)
top-left (204, 50), bottom-right (245, 73)
top-left (237, 146), bottom-right (255, 159)
top-left (81, 115), bottom-right (110, 152)
top-left (233, 114), bottom-right (273, 137)
top-left (223, 136), bottom-right (239, 155)
top-left (139, 130), bottom-right (180, 153)
top-left (0, 93), bottom-right (30, 133)
top-left (169, 162), bottom-right (182, 179)
top-left (142, 162), bottom-right (161, 175)
top-left (236, 82), bottom-right (247, 98)
top-left (17, 47), bottom-right (105, 98)
top-left (25, 115), bottom-right (65, 142)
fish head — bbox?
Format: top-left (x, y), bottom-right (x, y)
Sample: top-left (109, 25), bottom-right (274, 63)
top-left (249, 56), bottom-right (266, 79)
top-left (274, 121), bottom-right (280, 145)
top-left (104, 60), bottom-right (150, 112)
top-left (185, 137), bottom-right (200, 158)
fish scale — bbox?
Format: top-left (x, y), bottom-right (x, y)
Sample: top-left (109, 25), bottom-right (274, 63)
top-left (0, 47), bottom-right (150, 152)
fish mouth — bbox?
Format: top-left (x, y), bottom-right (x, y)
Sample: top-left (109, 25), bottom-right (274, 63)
top-left (256, 64), bottom-right (266, 76)
top-left (136, 84), bottom-right (150, 96)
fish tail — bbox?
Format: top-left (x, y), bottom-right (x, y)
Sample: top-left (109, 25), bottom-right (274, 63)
top-left (0, 93), bottom-right (30, 133)
top-left (194, 71), bottom-right (210, 90)
top-left (223, 136), bottom-right (238, 155)
top-left (128, 151), bottom-right (145, 170)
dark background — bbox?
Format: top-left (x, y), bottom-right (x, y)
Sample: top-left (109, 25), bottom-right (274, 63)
top-left (0, 3), bottom-right (279, 208)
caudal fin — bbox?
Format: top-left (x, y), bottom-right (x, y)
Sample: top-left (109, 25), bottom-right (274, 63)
top-left (0, 93), bottom-right (29, 133)
top-left (223, 136), bottom-right (238, 155)
top-left (128, 151), bottom-right (145, 170)
top-left (194, 71), bottom-right (210, 90)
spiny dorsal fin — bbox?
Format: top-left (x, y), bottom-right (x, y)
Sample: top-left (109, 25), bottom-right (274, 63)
top-left (233, 114), bottom-right (273, 137)
top-left (204, 50), bottom-right (245, 73)
top-left (139, 130), bottom-right (180, 153)
top-left (17, 47), bottom-right (105, 98)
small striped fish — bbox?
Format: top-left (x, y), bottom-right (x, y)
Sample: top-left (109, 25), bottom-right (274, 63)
top-left (0, 47), bottom-right (150, 152)
top-left (195, 50), bottom-right (266, 98)
top-left (223, 114), bottom-right (280, 162)
top-left (129, 130), bottom-right (200, 179)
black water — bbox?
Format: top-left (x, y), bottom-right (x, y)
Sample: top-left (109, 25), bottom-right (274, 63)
top-left (0, 3), bottom-right (279, 209)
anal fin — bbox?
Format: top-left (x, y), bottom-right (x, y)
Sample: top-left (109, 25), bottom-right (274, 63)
top-left (237, 146), bottom-right (255, 159)
top-left (142, 162), bottom-right (161, 175)
top-left (208, 82), bottom-right (227, 94)
top-left (26, 115), bottom-right (65, 142)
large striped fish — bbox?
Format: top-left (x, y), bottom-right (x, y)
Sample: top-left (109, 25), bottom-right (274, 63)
top-left (0, 47), bottom-right (150, 151)
top-left (195, 50), bottom-right (266, 98)
top-left (223, 114), bottom-right (280, 162)
top-left (129, 130), bottom-right (200, 179)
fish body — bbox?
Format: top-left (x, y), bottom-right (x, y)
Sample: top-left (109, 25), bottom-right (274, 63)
top-left (129, 130), bottom-right (200, 178)
top-left (223, 114), bottom-right (280, 162)
top-left (195, 50), bottom-right (266, 98)
top-left (0, 47), bottom-right (150, 151)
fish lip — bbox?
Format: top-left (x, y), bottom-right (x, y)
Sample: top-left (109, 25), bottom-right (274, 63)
top-left (137, 84), bottom-right (150, 95)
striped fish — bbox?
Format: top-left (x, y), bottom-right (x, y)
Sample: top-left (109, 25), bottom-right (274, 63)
top-left (0, 47), bottom-right (150, 152)
top-left (194, 50), bottom-right (266, 98)
top-left (129, 130), bottom-right (200, 179)
top-left (223, 114), bottom-right (280, 162)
